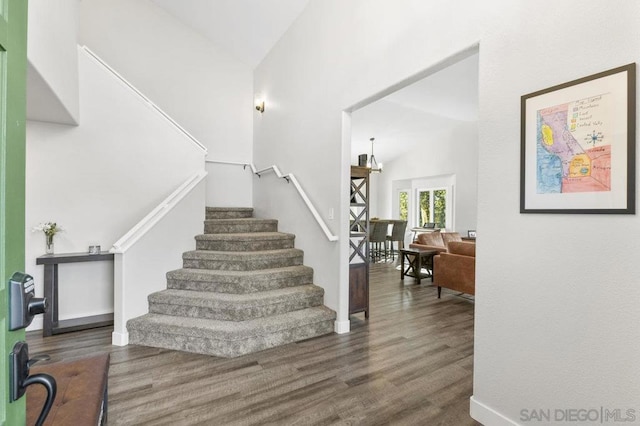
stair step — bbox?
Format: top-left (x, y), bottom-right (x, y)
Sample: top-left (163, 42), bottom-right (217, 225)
top-left (195, 232), bottom-right (294, 251)
top-left (182, 249), bottom-right (303, 271)
top-left (206, 207), bottom-right (254, 220)
top-left (148, 285), bottom-right (324, 321)
top-left (127, 306), bottom-right (336, 358)
top-left (129, 206), bottom-right (335, 358)
top-left (204, 218), bottom-right (277, 234)
top-left (166, 266), bottom-right (314, 293)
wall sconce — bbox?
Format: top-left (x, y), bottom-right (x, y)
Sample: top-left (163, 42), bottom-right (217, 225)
top-left (255, 94), bottom-right (265, 113)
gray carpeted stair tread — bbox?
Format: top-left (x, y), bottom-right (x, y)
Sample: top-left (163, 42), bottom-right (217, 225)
top-left (195, 232), bottom-right (295, 251)
top-left (167, 265), bottom-right (313, 281)
top-left (183, 249), bottom-right (303, 271)
top-left (195, 232), bottom-right (294, 241)
top-left (183, 249), bottom-right (302, 262)
top-left (184, 248), bottom-right (301, 257)
top-left (150, 285), bottom-right (323, 307)
top-left (128, 306), bottom-right (335, 341)
top-left (206, 207), bottom-right (254, 220)
top-left (204, 218), bottom-right (278, 234)
top-left (128, 306), bottom-right (336, 357)
top-left (204, 218), bottom-right (276, 224)
top-left (166, 266), bottom-right (314, 293)
top-left (206, 207), bottom-right (254, 212)
top-left (148, 285), bottom-right (325, 321)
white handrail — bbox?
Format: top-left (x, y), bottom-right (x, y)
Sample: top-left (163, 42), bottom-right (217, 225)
top-left (206, 160), bottom-right (339, 242)
top-left (81, 45), bottom-right (208, 154)
top-left (111, 171), bottom-right (208, 253)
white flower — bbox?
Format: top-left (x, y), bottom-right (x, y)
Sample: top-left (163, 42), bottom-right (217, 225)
top-left (32, 222), bottom-right (63, 237)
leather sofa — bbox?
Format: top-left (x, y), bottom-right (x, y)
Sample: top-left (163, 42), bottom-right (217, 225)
top-left (433, 241), bottom-right (475, 298)
top-left (409, 231), bottom-right (463, 253)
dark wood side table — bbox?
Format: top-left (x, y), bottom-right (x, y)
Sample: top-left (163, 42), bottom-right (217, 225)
top-left (400, 248), bottom-right (437, 285)
top-left (36, 251), bottom-right (115, 337)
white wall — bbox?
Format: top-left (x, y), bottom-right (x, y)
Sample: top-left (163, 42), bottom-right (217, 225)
top-left (26, 48), bottom-right (204, 330)
top-left (78, 0), bottom-right (254, 207)
top-left (473, 2), bottom-right (640, 425)
top-left (253, 0), bottom-right (483, 333)
top-left (112, 176), bottom-right (205, 346)
top-left (27, 0), bottom-right (80, 124)
top-left (373, 119), bottom-right (478, 234)
top-left (254, 0), bottom-right (640, 424)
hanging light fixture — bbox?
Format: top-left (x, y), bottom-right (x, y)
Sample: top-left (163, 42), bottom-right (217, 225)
top-left (367, 137), bottom-right (383, 173)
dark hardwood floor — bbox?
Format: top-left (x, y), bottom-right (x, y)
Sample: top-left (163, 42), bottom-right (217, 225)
top-left (26, 262), bottom-right (479, 425)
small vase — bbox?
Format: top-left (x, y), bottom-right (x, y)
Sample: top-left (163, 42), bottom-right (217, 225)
top-left (46, 234), bottom-right (54, 254)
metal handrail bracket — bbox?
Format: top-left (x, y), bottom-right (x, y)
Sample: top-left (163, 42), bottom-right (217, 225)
top-left (206, 160), bottom-right (338, 242)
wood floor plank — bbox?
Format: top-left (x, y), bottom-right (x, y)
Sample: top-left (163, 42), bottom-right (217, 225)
top-left (26, 262), bottom-right (480, 425)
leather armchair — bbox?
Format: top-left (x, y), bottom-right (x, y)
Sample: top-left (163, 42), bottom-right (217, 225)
top-left (433, 241), bottom-right (475, 298)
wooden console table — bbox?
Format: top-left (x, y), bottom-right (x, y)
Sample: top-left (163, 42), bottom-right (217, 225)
top-left (36, 251), bottom-right (114, 337)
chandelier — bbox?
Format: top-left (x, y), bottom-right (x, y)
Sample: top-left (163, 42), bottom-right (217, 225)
top-left (367, 137), bottom-right (383, 173)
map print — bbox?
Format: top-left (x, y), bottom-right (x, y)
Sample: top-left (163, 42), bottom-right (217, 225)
top-left (536, 94), bottom-right (611, 193)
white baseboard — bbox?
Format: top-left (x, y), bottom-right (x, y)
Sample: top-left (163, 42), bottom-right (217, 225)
top-left (112, 331), bottom-right (129, 346)
top-left (470, 396), bottom-right (519, 426)
top-left (334, 319), bottom-right (350, 334)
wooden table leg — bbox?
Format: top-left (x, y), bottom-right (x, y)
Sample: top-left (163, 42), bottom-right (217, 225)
top-left (42, 264), bottom-right (58, 337)
top-left (400, 252), bottom-right (406, 280)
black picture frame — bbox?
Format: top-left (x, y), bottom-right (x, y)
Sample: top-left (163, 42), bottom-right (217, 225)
top-left (520, 63), bottom-right (636, 214)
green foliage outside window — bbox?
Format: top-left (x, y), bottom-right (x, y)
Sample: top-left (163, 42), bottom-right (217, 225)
top-left (433, 189), bottom-right (446, 228)
top-left (399, 191), bottom-right (408, 221)
top-left (418, 188), bottom-right (447, 227)
top-left (419, 191), bottom-right (430, 226)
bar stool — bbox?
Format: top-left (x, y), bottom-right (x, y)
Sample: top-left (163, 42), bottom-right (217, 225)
top-left (387, 220), bottom-right (408, 260)
top-left (369, 221), bottom-right (390, 262)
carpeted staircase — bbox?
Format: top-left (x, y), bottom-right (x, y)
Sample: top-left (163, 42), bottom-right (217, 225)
top-left (127, 207), bottom-right (336, 358)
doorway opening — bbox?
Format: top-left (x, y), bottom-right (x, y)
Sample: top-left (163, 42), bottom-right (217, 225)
top-left (340, 44), bottom-right (479, 332)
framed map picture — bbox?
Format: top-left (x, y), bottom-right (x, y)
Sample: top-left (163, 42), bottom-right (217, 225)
top-left (520, 63), bottom-right (635, 214)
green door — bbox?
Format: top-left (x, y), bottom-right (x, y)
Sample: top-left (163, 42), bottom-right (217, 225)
top-left (0, 0), bottom-right (28, 424)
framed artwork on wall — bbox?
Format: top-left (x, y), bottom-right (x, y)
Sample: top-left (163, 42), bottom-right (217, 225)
top-left (520, 63), bottom-right (636, 214)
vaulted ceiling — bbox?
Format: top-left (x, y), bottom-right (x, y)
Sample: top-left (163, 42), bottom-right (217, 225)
top-left (151, 1), bottom-right (478, 165)
top-left (351, 53), bottom-right (479, 165)
top-left (151, 0), bottom-right (310, 68)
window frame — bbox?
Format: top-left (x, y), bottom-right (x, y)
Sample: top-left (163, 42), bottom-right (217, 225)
top-left (415, 186), bottom-right (451, 229)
